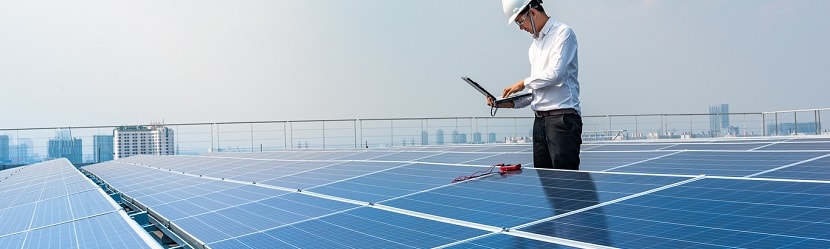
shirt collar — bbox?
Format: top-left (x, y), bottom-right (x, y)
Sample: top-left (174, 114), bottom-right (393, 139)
top-left (535, 18), bottom-right (558, 41)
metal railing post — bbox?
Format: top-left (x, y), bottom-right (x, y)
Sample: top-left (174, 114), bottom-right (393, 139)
top-left (775, 113), bottom-right (779, 136)
top-left (816, 110), bottom-right (820, 135)
top-left (354, 119), bottom-right (358, 148)
top-left (794, 111), bottom-right (798, 135)
top-left (250, 123), bottom-right (254, 152)
top-left (288, 121), bottom-right (293, 149)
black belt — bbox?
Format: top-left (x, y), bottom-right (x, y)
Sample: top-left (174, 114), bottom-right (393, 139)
top-left (535, 108), bottom-right (577, 117)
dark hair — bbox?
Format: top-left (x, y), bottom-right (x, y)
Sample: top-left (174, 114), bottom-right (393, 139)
top-left (519, 0), bottom-right (545, 15)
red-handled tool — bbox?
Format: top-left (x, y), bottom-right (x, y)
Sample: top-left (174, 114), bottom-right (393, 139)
top-left (452, 163), bottom-right (523, 183)
top-left (499, 164), bottom-right (522, 173)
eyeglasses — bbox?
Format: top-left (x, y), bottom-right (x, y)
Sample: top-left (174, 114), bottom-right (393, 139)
top-left (515, 11), bottom-right (529, 26)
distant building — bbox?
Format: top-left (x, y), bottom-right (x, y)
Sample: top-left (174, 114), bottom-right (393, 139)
top-left (436, 129), bottom-right (444, 145)
top-left (487, 132), bottom-right (497, 143)
top-left (421, 131), bottom-right (429, 146)
top-left (451, 130), bottom-right (468, 144)
top-left (114, 125), bottom-right (175, 159)
top-left (767, 122), bottom-right (819, 136)
top-left (94, 135), bottom-right (114, 163)
top-left (473, 132), bottom-right (482, 144)
top-left (0, 135), bottom-right (8, 163)
top-left (9, 144), bottom-right (30, 165)
top-left (48, 137), bottom-right (83, 164)
top-left (709, 104), bottom-right (729, 137)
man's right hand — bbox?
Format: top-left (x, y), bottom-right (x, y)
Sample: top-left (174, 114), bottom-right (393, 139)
top-left (502, 80), bottom-right (526, 98)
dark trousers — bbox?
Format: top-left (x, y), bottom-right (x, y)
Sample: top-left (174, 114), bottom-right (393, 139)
top-left (533, 113), bottom-right (583, 170)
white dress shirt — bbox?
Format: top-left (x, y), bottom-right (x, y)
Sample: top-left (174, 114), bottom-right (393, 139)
top-left (512, 18), bottom-right (581, 115)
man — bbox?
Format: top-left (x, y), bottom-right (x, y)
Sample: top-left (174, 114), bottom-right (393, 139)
top-left (489, 0), bottom-right (582, 170)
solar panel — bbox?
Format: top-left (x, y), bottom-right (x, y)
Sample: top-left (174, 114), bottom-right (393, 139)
top-left (74, 139), bottom-right (830, 248)
top-left (381, 170), bottom-right (691, 228)
top-left (661, 142), bottom-right (769, 151)
top-left (442, 233), bottom-right (573, 248)
top-left (607, 151), bottom-right (828, 176)
top-left (751, 154), bottom-right (830, 180)
top-left (517, 178), bottom-right (830, 248)
top-left (583, 143), bottom-right (673, 151)
top-left (308, 163), bottom-right (492, 202)
top-left (463, 152), bottom-right (534, 166)
top-left (755, 141), bottom-right (830, 151)
top-left (0, 159), bottom-right (160, 249)
top-left (580, 151), bottom-right (675, 171)
top-left (208, 207), bottom-right (489, 248)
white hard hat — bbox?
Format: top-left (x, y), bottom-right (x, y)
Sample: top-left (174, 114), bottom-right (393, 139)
top-left (502, 0), bottom-right (532, 25)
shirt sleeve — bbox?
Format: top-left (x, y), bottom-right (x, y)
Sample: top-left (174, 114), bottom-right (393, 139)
top-left (523, 27), bottom-right (577, 90)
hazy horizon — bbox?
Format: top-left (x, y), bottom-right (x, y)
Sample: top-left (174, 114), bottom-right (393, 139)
top-left (2, 0), bottom-right (829, 128)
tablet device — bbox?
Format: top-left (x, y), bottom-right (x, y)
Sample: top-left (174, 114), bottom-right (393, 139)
top-left (462, 76), bottom-right (531, 105)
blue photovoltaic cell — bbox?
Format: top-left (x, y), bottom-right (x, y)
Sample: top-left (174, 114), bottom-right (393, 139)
top-left (173, 193), bottom-right (358, 244)
top-left (229, 161), bottom-right (341, 183)
top-left (661, 143), bottom-right (770, 151)
top-left (580, 151), bottom-right (673, 171)
top-left (302, 151), bottom-right (362, 160)
top-left (608, 151), bottom-right (828, 176)
top-left (446, 234), bottom-right (577, 249)
top-left (25, 219), bottom-right (76, 249)
top-left (367, 151), bottom-right (435, 161)
top-left (74, 212), bottom-right (156, 249)
top-left (460, 153), bottom-right (533, 166)
top-left (754, 155), bottom-right (830, 180)
top-left (584, 144), bottom-right (671, 151)
top-left (0, 203), bottom-right (36, 236)
top-left (418, 152), bottom-right (500, 164)
top-left (328, 151), bottom-right (402, 160)
top-left (709, 138), bottom-right (787, 143)
top-left (263, 161), bottom-right (405, 189)
top-left (175, 213), bottom-right (257, 243)
top-left (30, 196), bottom-right (73, 228)
top-left (382, 169), bottom-right (691, 228)
top-left (209, 207), bottom-right (488, 249)
top-left (308, 164), bottom-right (488, 202)
top-left (444, 146), bottom-right (495, 152)
top-left (520, 178), bottom-right (830, 248)
top-left (0, 233), bottom-right (26, 249)
top-left (476, 145), bottom-right (532, 153)
top-left (756, 141), bottom-right (830, 151)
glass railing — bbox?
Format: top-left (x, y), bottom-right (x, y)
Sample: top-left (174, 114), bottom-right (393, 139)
top-left (1, 108), bottom-right (827, 166)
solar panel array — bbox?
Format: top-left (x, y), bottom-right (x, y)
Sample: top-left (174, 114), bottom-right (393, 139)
top-left (78, 136), bottom-right (830, 248)
top-left (0, 159), bottom-right (160, 249)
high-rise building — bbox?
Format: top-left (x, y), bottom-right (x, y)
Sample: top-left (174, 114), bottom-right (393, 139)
top-left (94, 135), bottom-right (114, 163)
top-left (9, 144), bottom-right (30, 165)
top-left (435, 129), bottom-right (444, 145)
top-left (452, 131), bottom-right (468, 144)
top-left (114, 125), bottom-right (175, 159)
top-left (421, 131), bottom-right (429, 146)
top-left (487, 132), bottom-right (497, 143)
top-left (709, 104), bottom-right (730, 137)
top-left (0, 135), bottom-right (9, 163)
top-left (473, 132), bottom-right (482, 144)
top-left (48, 137), bottom-right (83, 164)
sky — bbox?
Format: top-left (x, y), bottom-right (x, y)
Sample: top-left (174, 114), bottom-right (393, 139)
top-left (1, 0), bottom-right (829, 128)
